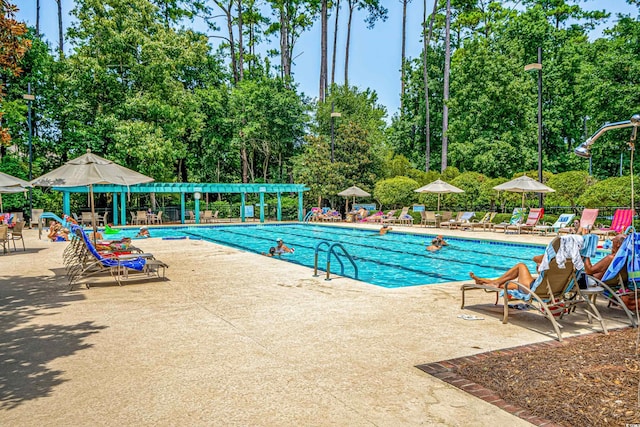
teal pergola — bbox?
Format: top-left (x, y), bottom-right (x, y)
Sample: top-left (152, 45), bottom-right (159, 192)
top-left (53, 183), bottom-right (309, 225)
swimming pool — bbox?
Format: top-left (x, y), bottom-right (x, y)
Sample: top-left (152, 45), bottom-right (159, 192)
top-left (105, 224), bottom-right (548, 288)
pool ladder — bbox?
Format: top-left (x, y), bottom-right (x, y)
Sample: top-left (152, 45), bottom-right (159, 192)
top-left (303, 211), bottom-right (314, 222)
top-left (313, 241), bottom-right (358, 281)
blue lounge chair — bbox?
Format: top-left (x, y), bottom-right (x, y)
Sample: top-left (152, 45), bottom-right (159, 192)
top-left (587, 232), bottom-right (640, 327)
top-left (66, 224), bottom-right (168, 290)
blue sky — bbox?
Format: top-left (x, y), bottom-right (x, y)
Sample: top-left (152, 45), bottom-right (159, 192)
top-left (15, 0), bottom-right (640, 117)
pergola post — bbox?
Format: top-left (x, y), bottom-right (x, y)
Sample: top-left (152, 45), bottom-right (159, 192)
top-left (194, 192), bottom-right (201, 224)
top-left (113, 193), bottom-right (119, 225)
top-left (240, 193), bottom-right (246, 222)
top-left (259, 191), bottom-right (265, 223)
top-left (120, 192), bottom-right (126, 225)
top-left (298, 191), bottom-right (304, 221)
top-left (180, 193), bottom-right (185, 224)
top-left (277, 192), bottom-right (282, 221)
top-left (63, 192), bottom-right (70, 216)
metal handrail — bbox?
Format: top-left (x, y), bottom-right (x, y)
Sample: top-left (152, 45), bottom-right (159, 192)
top-left (303, 211), bottom-right (314, 223)
top-left (326, 243), bottom-right (358, 281)
top-left (313, 241), bottom-right (331, 276)
top-left (313, 241), bottom-right (358, 281)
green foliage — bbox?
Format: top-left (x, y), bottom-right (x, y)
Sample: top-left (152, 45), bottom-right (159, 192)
top-left (373, 176), bottom-right (419, 208)
top-left (449, 172), bottom-right (486, 210)
top-left (577, 176), bottom-right (638, 207)
top-left (440, 166), bottom-right (460, 182)
top-left (545, 171), bottom-right (596, 207)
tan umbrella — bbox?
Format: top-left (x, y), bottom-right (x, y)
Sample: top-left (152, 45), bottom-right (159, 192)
top-left (493, 175), bottom-right (555, 208)
top-left (0, 171), bottom-right (30, 212)
top-left (338, 185), bottom-right (371, 213)
top-left (414, 179), bottom-right (464, 211)
top-left (30, 149), bottom-right (154, 240)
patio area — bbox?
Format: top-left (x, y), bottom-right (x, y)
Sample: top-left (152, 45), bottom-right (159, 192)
top-left (0, 225), bottom-right (631, 426)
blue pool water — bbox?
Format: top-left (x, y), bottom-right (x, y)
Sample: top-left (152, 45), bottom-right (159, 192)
top-left (103, 224), bottom-right (552, 288)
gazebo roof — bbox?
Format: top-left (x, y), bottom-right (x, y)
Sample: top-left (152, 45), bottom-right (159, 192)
top-left (53, 182), bottom-right (309, 194)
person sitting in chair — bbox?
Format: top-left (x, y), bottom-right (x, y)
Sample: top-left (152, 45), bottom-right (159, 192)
top-left (469, 234), bottom-right (624, 289)
top-left (47, 220), bottom-right (69, 242)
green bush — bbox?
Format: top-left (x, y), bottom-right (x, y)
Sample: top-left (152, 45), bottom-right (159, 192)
top-left (373, 176), bottom-right (419, 208)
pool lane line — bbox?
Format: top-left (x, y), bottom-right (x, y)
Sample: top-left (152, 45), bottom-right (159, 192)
top-left (192, 230), bottom-right (461, 284)
top-left (184, 227), bottom-right (515, 280)
top-left (228, 226), bottom-right (535, 269)
top-left (194, 227), bottom-right (530, 273)
top-left (287, 224), bottom-right (538, 263)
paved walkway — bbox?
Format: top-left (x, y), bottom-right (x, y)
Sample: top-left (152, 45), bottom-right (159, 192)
top-left (0, 224), bottom-right (630, 426)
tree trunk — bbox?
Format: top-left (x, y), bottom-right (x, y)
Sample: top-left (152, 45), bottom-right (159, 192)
top-left (280, 2), bottom-right (291, 79)
top-left (441, 0), bottom-right (451, 172)
top-left (331, 0), bottom-right (340, 85)
top-left (423, 0), bottom-right (437, 172)
top-left (57, 0), bottom-right (63, 56)
top-left (319, 0), bottom-right (328, 101)
top-left (401, 0), bottom-right (408, 111)
top-left (237, 0), bottom-right (244, 81)
top-left (344, 2), bottom-right (354, 87)
top-left (217, 1), bottom-right (238, 84)
top-left (241, 147), bottom-right (249, 183)
top-left (36, 0), bottom-right (40, 36)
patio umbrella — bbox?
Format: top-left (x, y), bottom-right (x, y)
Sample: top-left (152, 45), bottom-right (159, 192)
top-left (414, 179), bottom-right (464, 211)
top-left (0, 171), bottom-right (30, 212)
top-left (338, 185), bottom-right (371, 213)
top-left (493, 175), bottom-right (555, 208)
top-left (30, 149), bottom-right (154, 239)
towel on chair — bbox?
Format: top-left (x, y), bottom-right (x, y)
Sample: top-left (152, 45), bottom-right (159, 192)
top-left (580, 234), bottom-right (599, 259)
top-left (538, 235), bottom-right (584, 273)
top-left (556, 235), bottom-right (584, 270)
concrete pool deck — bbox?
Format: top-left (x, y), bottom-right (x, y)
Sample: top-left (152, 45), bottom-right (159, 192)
top-left (0, 223), bottom-right (631, 426)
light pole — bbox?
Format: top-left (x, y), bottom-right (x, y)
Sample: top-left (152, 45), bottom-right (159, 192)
top-left (23, 84), bottom-right (34, 219)
top-left (525, 46), bottom-right (543, 208)
top-left (330, 101), bottom-right (341, 162)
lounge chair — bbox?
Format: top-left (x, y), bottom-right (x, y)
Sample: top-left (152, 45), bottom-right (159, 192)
top-left (592, 209), bottom-right (634, 239)
top-left (202, 210), bottom-right (214, 223)
top-left (323, 210), bottom-right (342, 222)
top-left (386, 207), bottom-right (412, 225)
top-left (558, 208), bottom-right (599, 235)
top-left (587, 232), bottom-right (640, 327)
top-left (461, 236), bottom-right (608, 341)
top-left (533, 213), bottom-right (575, 236)
top-left (439, 211), bottom-right (453, 223)
top-left (492, 208), bottom-right (526, 233)
top-left (363, 211), bottom-right (385, 223)
top-left (468, 212), bottom-right (496, 231)
top-left (442, 212), bottom-right (474, 230)
top-left (440, 212), bottom-right (463, 229)
top-left (65, 224), bottom-right (168, 290)
top-left (507, 208), bottom-right (544, 234)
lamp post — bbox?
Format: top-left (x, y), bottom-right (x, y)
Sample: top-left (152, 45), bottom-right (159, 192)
top-left (23, 84), bottom-right (34, 219)
top-left (330, 101), bottom-right (341, 162)
top-left (525, 47), bottom-right (543, 208)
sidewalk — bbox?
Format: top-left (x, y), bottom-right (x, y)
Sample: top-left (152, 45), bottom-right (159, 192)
top-left (0, 226), bottom-right (628, 426)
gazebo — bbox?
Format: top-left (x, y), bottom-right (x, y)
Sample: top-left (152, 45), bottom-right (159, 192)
top-left (53, 183), bottom-right (309, 225)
